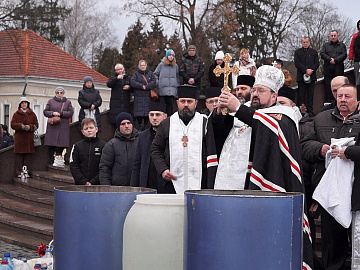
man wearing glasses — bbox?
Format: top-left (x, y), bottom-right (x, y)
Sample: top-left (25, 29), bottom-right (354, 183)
top-left (217, 65), bottom-right (314, 269)
top-left (201, 87), bottom-right (221, 116)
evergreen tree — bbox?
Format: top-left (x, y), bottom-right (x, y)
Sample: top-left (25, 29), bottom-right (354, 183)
top-left (97, 47), bottom-right (121, 78)
top-left (233, 0), bottom-right (279, 64)
top-left (167, 30), bottom-right (183, 63)
top-left (12, 0), bottom-right (70, 46)
top-left (143, 17), bottom-right (168, 70)
top-left (121, 19), bottom-right (146, 76)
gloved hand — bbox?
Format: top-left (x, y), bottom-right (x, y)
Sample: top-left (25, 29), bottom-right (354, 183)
top-left (24, 125), bottom-right (30, 131)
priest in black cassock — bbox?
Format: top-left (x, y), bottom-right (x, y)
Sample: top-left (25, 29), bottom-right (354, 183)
top-left (217, 65), bottom-right (314, 270)
top-left (151, 85), bottom-right (218, 194)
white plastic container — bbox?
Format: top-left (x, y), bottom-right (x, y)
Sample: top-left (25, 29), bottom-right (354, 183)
top-left (122, 194), bottom-right (185, 270)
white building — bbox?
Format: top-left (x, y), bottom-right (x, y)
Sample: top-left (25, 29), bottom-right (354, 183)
top-left (0, 29), bottom-right (110, 135)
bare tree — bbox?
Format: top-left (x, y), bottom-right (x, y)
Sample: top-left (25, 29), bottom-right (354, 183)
top-left (266, 0), bottom-right (305, 59)
top-left (279, 0), bottom-right (354, 73)
top-left (123, 0), bottom-right (215, 49)
top-left (60, 0), bottom-right (118, 66)
top-left (203, 0), bottom-right (239, 55)
top-left (0, 0), bottom-right (31, 30)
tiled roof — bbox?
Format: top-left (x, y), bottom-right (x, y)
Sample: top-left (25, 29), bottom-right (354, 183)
top-left (0, 29), bottom-right (108, 84)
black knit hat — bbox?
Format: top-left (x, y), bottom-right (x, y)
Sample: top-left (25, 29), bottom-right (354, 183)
top-left (237, 75), bottom-right (255, 87)
top-left (205, 87), bottom-right (221, 99)
top-left (116, 112), bottom-right (133, 128)
top-left (149, 102), bottom-right (167, 113)
top-left (177, 85), bottom-right (197, 99)
top-left (278, 86), bottom-right (296, 103)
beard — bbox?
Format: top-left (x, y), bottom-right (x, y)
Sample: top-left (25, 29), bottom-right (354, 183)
top-left (178, 108), bottom-right (195, 125)
top-left (237, 93), bottom-right (250, 105)
top-left (250, 97), bottom-right (264, 109)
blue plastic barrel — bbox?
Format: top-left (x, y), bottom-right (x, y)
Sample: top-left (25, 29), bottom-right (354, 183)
top-left (53, 186), bottom-right (155, 270)
top-left (184, 190), bottom-right (304, 270)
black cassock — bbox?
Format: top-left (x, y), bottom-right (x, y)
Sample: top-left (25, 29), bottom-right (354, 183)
top-left (236, 105), bottom-right (314, 270)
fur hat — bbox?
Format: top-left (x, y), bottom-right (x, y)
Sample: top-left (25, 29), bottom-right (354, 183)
top-left (177, 85), bottom-right (197, 99)
top-left (55, 86), bottom-right (65, 94)
top-left (116, 112), bottom-right (134, 128)
top-left (254, 65), bottom-right (284, 93)
top-left (83, 76), bottom-right (94, 84)
top-left (215, 51), bottom-right (225, 60)
top-left (166, 49), bottom-right (175, 57)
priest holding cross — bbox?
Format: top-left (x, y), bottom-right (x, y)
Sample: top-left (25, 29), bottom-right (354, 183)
top-left (151, 85), bottom-right (218, 194)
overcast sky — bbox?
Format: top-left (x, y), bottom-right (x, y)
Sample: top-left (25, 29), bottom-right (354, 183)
top-left (99, 0), bottom-right (359, 46)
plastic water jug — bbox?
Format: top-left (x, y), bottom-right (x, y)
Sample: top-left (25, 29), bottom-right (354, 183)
top-left (0, 259), bottom-right (11, 270)
top-left (123, 194), bottom-right (185, 270)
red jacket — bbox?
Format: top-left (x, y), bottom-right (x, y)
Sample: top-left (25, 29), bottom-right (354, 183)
top-left (349, 32), bottom-right (359, 60)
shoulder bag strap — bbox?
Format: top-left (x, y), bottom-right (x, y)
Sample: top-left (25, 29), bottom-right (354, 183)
top-left (141, 74), bottom-right (148, 85)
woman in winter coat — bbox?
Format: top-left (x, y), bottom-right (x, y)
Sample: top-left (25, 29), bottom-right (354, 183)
top-left (208, 51), bottom-right (225, 88)
top-left (78, 76), bottom-right (102, 131)
top-left (43, 87), bottom-right (74, 165)
top-left (11, 96), bottom-right (38, 176)
top-left (154, 49), bottom-right (179, 116)
top-left (130, 60), bottom-right (156, 130)
top-left (107, 63), bottom-right (132, 126)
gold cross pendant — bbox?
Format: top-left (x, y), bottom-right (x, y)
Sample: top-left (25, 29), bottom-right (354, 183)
top-left (182, 135), bottom-right (188, 147)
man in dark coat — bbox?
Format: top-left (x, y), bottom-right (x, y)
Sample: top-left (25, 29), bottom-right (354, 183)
top-left (301, 84), bottom-right (360, 269)
top-left (151, 85), bottom-right (218, 194)
top-left (179, 45), bottom-right (205, 98)
top-left (294, 37), bottom-right (319, 117)
top-left (218, 65), bottom-right (314, 270)
top-left (131, 102), bottom-right (167, 193)
top-left (330, 133), bottom-right (360, 268)
top-left (0, 124), bottom-right (13, 149)
top-left (99, 112), bottom-right (139, 186)
top-left (69, 118), bottom-right (106, 185)
top-left (107, 63), bottom-right (131, 126)
top-left (320, 30), bottom-right (347, 103)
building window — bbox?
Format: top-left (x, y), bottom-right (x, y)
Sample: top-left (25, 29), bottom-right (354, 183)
top-left (3, 104), bottom-right (10, 127)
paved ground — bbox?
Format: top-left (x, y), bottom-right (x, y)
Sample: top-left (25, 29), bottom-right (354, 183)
top-left (0, 240), bottom-right (38, 260)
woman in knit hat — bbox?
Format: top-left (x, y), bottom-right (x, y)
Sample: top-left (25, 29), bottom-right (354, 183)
top-left (153, 49), bottom-right (179, 116)
top-left (11, 96), bottom-right (38, 176)
top-left (78, 76), bottom-right (103, 132)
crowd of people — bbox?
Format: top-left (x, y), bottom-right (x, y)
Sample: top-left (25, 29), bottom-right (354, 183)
top-left (3, 24), bottom-right (360, 270)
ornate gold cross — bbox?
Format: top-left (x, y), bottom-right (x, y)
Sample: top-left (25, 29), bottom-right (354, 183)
top-left (213, 53), bottom-right (239, 115)
top-left (182, 135), bottom-right (188, 147)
